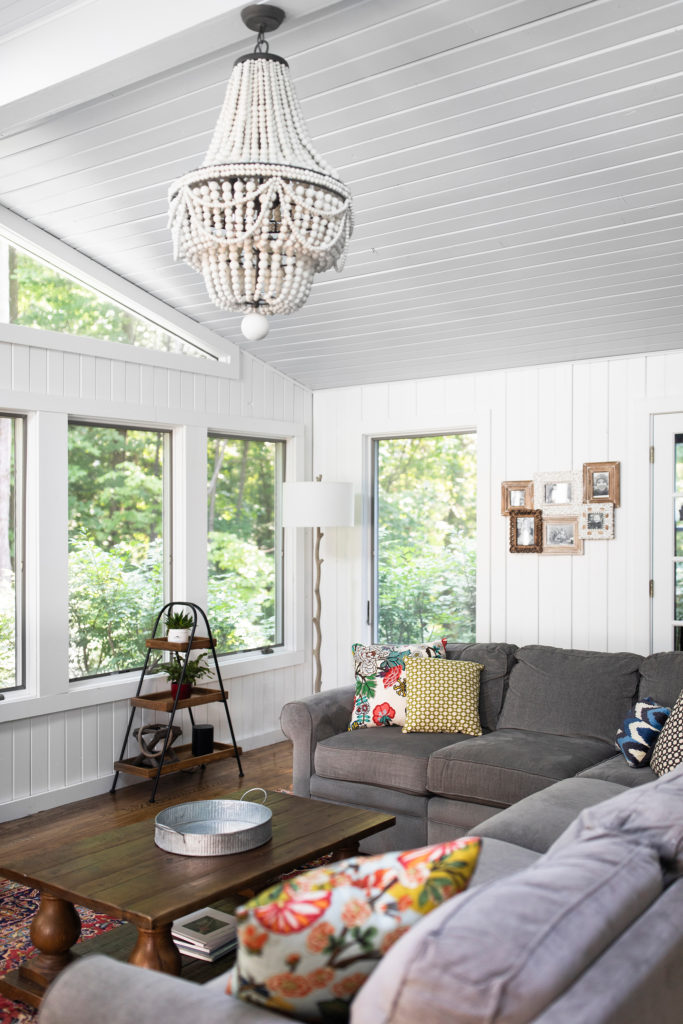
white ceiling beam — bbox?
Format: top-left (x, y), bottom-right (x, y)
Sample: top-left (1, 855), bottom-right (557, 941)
top-left (0, 0), bottom-right (342, 135)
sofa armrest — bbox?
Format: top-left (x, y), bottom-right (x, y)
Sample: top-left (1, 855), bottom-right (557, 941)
top-left (280, 686), bottom-right (355, 797)
top-left (38, 956), bottom-right (290, 1024)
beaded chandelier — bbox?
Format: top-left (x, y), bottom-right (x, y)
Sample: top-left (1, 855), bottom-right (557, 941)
top-left (168, 4), bottom-right (353, 342)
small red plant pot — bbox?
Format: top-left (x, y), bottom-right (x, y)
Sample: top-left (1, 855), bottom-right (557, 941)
top-left (171, 681), bottom-right (192, 701)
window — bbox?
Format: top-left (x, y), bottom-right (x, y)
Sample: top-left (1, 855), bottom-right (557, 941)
top-left (207, 435), bottom-right (284, 654)
top-left (374, 433), bottom-right (477, 644)
top-left (2, 240), bottom-right (209, 359)
top-left (68, 423), bottom-right (170, 679)
top-left (0, 415), bottom-right (24, 691)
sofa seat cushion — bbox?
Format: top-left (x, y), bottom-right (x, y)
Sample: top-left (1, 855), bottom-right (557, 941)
top-left (314, 729), bottom-right (471, 795)
top-left (427, 729), bottom-right (614, 805)
top-left (578, 754), bottom-right (658, 787)
top-left (497, 645), bottom-right (641, 743)
top-left (475, 778), bottom-right (626, 853)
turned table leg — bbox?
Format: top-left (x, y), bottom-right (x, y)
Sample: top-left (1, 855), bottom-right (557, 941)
top-left (19, 893), bottom-right (82, 990)
top-left (128, 923), bottom-right (182, 975)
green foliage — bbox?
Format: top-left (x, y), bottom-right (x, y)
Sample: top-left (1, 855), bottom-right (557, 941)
top-left (68, 535), bottom-right (163, 678)
top-left (9, 247), bottom-right (196, 356)
top-left (0, 580), bottom-right (15, 690)
top-left (207, 436), bottom-right (282, 653)
top-left (164, 651), bottom-right (212, 686)
top-left (376, 434), bottom-right (477, 644)
top-left (166, 610), bottom-right (193, 630)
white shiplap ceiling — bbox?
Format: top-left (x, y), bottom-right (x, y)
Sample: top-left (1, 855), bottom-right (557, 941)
top-left (0, 0), bottom-right (682, 389)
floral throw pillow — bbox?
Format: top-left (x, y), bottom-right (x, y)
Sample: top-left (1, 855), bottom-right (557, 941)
top-left (348, 640), bottom-right (447, 729)
top-left (225, 837), bottom-right (481, 1024)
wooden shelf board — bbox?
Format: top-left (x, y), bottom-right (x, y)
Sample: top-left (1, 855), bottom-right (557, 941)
top-left (114, 742), bottom-right (241, 779)
top-left (146, 636), bottom-right (215, 651)
top-left (131, 687), bottom-right (225, 711)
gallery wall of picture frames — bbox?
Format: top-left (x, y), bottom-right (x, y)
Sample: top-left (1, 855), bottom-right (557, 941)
top-left (501, 462), bottom-right (619, 555)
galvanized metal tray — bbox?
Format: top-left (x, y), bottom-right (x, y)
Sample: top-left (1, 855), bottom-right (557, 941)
top-left (154, 788), bottom-right (272, 856)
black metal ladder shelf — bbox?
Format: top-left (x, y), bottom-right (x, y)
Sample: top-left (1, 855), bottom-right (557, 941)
top-left (111, 601), bottom-right (244, 802)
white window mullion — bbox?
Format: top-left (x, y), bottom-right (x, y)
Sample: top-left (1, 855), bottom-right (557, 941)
top-left (26, 410), bottom-right (69, 697)
top-left (172, 425), bottom-right (208, 611)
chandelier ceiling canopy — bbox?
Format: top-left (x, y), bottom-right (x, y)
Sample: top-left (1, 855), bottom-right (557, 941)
top-left (168, 4), bottom-right (353, 342)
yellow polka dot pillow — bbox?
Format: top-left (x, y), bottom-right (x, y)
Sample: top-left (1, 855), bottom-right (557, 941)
top-left (403, 657), bottom-right (483, 735)
top-left (225, 837), bottom-right (481, 1023)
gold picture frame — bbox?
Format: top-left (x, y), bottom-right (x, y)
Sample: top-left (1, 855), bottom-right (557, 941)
top-left (501, 480), bottom-right (533, 516)
top-left (509, 509), bottom-right (543, 553)
top-left (583, 461), bottom-right (620, 506)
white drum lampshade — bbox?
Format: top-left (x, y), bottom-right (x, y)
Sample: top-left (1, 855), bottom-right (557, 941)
top-left (282, 481), bottom-right (354, 529)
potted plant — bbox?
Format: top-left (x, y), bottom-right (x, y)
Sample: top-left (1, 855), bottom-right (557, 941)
top-left (166, 610), bottom-right (194, 644)
top-left (166, 652), bottom-right (212, 701)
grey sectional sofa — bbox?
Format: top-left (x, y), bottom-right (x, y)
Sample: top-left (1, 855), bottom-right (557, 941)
top-left (39, 765), bottom-right (683, 1024)
top-left (280, 643), bottom-right (683, 852)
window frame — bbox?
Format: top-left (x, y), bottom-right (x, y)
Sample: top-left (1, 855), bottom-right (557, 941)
top-left (206, 431), bottom-right (286, 658)
top-left (371, 429), bottom-right (477, 645)
top-left (0, 412), bottom-right (26, 693)
top-left (67, 418), bottom-right (173, 683)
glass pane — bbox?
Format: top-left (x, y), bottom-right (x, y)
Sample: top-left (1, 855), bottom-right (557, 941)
top-left (676, 562), bottom-right (683, 623)
top-left (376, 433), bottom-right (477, 644)
top-left (675, 433), bottom-right (683, 491)
top-left (675, 498), bottom-right (683, 556)
top-left (207, 436), bottom-right (283, 654)
top-left (0, 417), bottom-right (19, 690)
top-left (7, 244), bottom-right (207, 359)
top-left (68, 424), bottom-right (167, 679)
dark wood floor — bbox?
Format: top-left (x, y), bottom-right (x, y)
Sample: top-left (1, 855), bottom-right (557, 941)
top-left (0, 741), bottom-right (293, 860)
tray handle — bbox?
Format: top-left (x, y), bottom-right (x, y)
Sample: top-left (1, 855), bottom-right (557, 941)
top-left (240, 787), bottom-right (267, 804)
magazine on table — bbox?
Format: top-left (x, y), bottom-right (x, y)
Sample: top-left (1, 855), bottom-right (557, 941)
top-left (174, 937), bottom-right (237, 962)
top-left (171, 907), bottom-right (237, 952)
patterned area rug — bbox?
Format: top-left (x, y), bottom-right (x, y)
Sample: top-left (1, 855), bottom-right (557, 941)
top-left (0, 880), bottom-right (124, 1024)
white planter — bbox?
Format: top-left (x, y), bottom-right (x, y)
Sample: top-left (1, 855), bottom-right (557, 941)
top-left (167, 627), bottom-right (191, 644)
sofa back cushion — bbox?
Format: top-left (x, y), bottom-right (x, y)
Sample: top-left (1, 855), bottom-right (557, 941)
top-left (497, 645), bottom-right (641, 743)
top-left (638, 652), bottom-right (683, 707)
top-left (445, 642), bottom-right (517, 732)
top-left (350, 832), bottom-right (662, 1024)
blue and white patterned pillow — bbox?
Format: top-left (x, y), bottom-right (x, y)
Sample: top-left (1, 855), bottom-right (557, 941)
top-left (616, 697), bottom-right (671, 767)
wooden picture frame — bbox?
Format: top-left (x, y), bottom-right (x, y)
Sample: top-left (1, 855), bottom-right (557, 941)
top-left (583, 461), bottom-right (620, 506)
top-left (533, 470), bottom-right (582, 514)
top-left (501, 480), bottom-right (533, 515)
top-left (542, 516), bottom-right (583, 555)
top-left (579, 502), bottom-right (614, 539)
top-left (509, 509), bottom-right (543, 553)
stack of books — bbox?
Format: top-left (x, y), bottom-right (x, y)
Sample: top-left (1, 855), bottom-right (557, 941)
top-left (172, 907), bottom-right (238, 962)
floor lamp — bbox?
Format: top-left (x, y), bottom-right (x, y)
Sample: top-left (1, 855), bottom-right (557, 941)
top-left (282, 477), bottom-right (354, 692)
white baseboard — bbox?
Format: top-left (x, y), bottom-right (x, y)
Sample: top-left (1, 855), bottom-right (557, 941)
top-left (0, 728), bottom-right (287, 823)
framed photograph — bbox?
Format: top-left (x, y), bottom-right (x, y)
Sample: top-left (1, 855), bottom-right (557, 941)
top-left (532, 471), bottom-right (582, 514)
top-left (509, 509), bottom-right (543, 553)
top-left (579, 503), bottom-right (614, 539)
top-left (501, 480), bottom-right (533, 515)
top-left (583, 461), bottom-right (620, 506)
top-left (542, 516), bottom-right (583, 555)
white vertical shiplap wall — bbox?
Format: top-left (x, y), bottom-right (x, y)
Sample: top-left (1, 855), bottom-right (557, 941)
top-left (0, 328), bottom-right (312, 820)
top-left (312, 351), bottom-right (680, 691)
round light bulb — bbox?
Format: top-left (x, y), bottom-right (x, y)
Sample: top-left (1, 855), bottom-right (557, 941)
top-left (241, 312), bottom-right (270, 341)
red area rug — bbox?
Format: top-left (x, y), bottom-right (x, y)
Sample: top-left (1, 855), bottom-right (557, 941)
top-left (0, 880), bottom-right (123, 1024)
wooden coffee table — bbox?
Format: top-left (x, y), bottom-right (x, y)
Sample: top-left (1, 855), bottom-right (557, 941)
top-left (0, 790), bottom-right (394, 1008)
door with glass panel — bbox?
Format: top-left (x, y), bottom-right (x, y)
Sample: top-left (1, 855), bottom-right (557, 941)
top-left (652, 414), bottom-right (683, 652)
